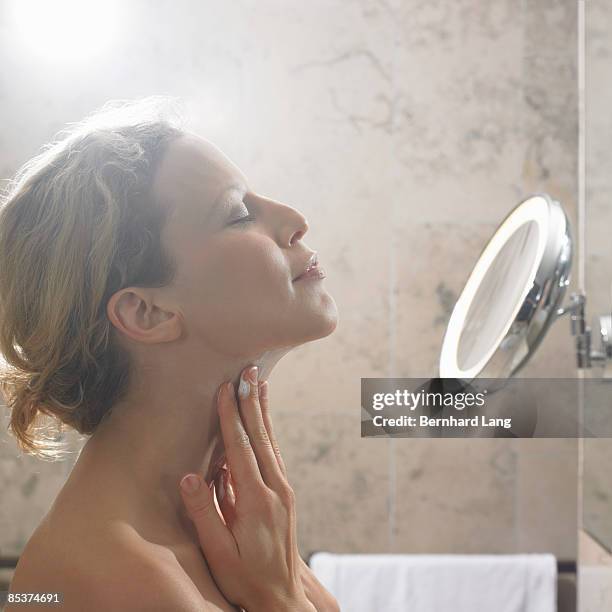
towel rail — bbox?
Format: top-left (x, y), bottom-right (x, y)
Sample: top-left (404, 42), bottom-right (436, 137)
top-left (0, 554), bottom-right (577, 575)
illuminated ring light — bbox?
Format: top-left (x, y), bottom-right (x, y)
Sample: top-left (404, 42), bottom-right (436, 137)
top-left (439, 195), bottom-right (551, 380)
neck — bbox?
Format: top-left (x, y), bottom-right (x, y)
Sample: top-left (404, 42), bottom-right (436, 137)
top-left (71, 344), bottom-right (293, 539)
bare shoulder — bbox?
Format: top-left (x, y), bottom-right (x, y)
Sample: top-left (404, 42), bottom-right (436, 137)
top-left (7, 519), bottom-right (212, 612)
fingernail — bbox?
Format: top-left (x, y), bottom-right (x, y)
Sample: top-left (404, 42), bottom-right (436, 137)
top-left (247, 366), bottom-right (258, 385)
top-left (180, 473), bottom-right (201, 494)
top-left (238, 366), bottom-right (258, 398)
top-left (238, 372), bottom-right (249, 398)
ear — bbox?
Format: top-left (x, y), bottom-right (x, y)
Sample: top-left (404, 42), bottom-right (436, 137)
top-left (106, 287), bottom-right (182, 344)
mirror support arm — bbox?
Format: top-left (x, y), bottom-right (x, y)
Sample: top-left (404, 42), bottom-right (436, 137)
top-left (556, 292), bottom-right (609, 369)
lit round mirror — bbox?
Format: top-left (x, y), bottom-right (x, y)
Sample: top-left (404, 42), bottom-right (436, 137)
top-left (439, 193), bottom-right (572, 381)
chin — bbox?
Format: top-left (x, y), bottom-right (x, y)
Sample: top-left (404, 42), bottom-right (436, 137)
top-left (303, 295), bottom-right (339, 341)
top-left (321, 301), bottom-right (339, 336)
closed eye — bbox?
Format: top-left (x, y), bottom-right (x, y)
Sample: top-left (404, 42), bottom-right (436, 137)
top-left (228, 214), bottom-right (255, 226)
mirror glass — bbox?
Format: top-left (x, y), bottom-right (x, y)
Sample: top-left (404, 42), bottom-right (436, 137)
top-left (440, 194), bottom-right (571, 381)
top-left (457, 220), bottom-right (540, 372)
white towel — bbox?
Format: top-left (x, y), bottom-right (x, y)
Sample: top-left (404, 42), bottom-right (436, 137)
top-left (309, 553), bottom-right (557, 612)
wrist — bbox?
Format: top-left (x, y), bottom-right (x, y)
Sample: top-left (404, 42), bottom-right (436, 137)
top-left (290, 597), bottom-right (317, 612)
top-left (249, 590), bottom-right (317, 612)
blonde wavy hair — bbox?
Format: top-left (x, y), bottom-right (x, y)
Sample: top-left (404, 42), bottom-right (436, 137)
top-left (0, 96), bottom-right (186, 459)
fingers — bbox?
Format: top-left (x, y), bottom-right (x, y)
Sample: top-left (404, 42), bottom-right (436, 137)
top-left (217, 381), bottom-right (265, 492)
top-left (215, 466), bottom-right (237, 527)
top-left (236, 367), bottom-right (286, 491)
top-left (258, 381), bottom-right (287, 478)
top-left (179, 472), bottom-right (236, 560)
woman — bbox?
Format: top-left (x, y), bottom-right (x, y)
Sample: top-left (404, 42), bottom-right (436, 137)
top-left (2, 97), bottom-right (339, 611)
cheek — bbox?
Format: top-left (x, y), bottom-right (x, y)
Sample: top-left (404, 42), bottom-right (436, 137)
top-left (183, 235), bottom-right (294, 342)
top-left (206, 235), bottom-right (288, 298)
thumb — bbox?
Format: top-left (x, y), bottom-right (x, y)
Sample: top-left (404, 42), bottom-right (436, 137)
top-left (179, 473), bottom-right (236, 560)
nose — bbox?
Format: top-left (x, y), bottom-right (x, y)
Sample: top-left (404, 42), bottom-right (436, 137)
top-left (287, 212), bottom-right (309, 246)
top-left (270, 199), bottom-right (309, 247)
top-left (250, 193), bottom-right (309, 247)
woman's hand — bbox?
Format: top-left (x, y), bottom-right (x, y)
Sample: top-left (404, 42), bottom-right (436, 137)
top-left (215, 460), bottom-right (340, 612)
top-left (213, 376), bottom-right (340, 612)
top-left (217, 465), bottom-right (340, 612)
top-left (178, 366), bottom-right (318, 612)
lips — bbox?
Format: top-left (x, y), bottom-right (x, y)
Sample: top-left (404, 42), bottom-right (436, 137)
top-left (295, 265), bottom-right (326, 281)
top-left (293, 252), bottom-right (322, 281)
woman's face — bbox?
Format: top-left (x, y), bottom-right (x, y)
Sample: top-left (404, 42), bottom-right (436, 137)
top-left (153, 133), bottom-right (338, 357)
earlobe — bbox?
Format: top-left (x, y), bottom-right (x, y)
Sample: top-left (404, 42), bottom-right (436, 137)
top-left (153, 310), bottom-right (184, 343)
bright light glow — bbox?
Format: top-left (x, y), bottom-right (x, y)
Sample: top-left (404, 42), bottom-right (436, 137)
top-left (9, 0), bottom-right (117, 63)
top-left (439, 195), bottom-right (551, 380)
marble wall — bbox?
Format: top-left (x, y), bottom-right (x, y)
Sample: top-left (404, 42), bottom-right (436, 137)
top-left (0, 0), bottom-right (578, 567)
